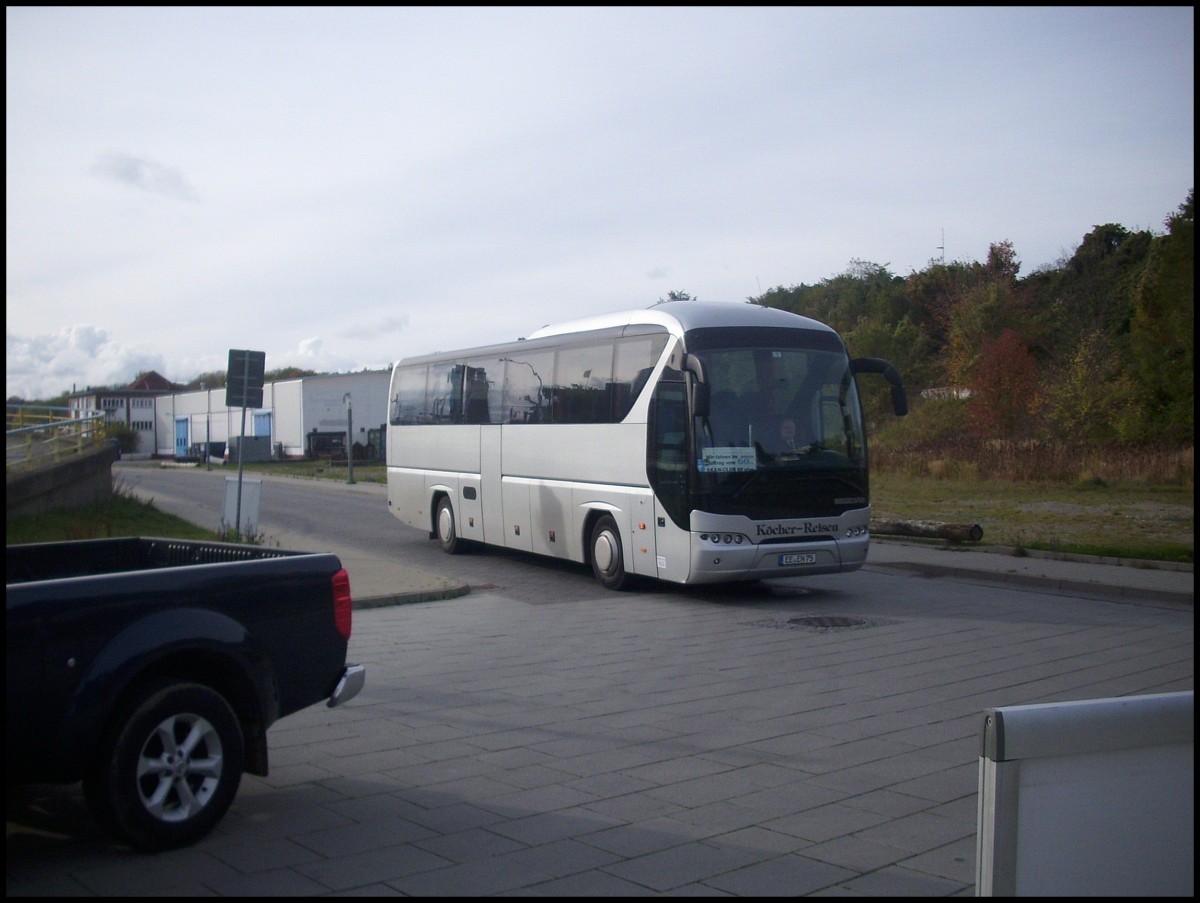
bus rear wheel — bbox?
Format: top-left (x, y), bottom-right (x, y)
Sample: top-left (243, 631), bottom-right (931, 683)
top-left (590, 514), bottom-right (630, 591)
top-left (436, 497), bottom-right (463, 554)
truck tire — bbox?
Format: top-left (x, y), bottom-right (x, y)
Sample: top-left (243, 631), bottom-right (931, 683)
top-left (436, 496), bottom-right (463, 554)
top-left (590, 514), bottom-right (630, 591)
top-left (83, 680), bottom-right (245, 852)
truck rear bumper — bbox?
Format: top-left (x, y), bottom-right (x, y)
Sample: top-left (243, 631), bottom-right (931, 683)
top-left (327, 663), bottom-right (366, 707)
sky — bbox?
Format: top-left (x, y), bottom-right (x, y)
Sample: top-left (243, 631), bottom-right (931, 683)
top-left (6, 6), bottom-right (1194, 401)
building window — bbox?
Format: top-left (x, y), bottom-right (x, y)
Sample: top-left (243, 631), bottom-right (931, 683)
top-left (132, 420), bottom-right (154, 431)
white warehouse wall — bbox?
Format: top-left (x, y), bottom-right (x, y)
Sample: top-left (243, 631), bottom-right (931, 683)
top-left (153, 370), bottom-right (390, 460)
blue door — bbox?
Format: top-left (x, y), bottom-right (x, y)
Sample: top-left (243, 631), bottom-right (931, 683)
top-left (175, 418), bottom-right (189, 458)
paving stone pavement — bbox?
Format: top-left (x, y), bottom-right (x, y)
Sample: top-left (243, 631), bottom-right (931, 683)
top-left (6, 543), bottom-right (1193, 896)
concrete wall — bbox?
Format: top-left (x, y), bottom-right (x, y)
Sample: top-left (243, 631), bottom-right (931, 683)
top-left (6, 442), bottom-right (120, 520)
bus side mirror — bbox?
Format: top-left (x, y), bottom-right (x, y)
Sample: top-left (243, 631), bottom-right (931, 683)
top-left (850, 357), bottom-right (908, 417)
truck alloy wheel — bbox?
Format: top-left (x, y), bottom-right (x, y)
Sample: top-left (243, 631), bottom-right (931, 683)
top-left (84, 680), bottom-right (245, 851)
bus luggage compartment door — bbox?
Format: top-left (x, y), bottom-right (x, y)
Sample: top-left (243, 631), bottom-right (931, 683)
top-left (652, 498), bottom-right (691, 583)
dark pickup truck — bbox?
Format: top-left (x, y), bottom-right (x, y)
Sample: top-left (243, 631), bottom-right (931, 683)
top-left (6, 536), bottom-right (366, 851)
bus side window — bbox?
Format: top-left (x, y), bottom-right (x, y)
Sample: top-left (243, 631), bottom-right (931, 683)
top-left (430, 361), bottom-right (462, 423)
top-left (613, 334), bottom-right (669, 422)
top-left (464, 364), bottom-right (492, 424)
top-left (391, 365), bottom-right (429, 424)
top-left (502, 350), bottom-right (554, 423)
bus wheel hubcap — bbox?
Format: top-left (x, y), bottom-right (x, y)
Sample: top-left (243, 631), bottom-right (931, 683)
top-left (594, 533), bottom-right (615, 572)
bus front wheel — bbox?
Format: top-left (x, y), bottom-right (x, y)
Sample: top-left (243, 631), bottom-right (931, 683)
top-left (436, 497), bottom-right (463, 554)
top-left (590, 514), bottom-right (629, 591)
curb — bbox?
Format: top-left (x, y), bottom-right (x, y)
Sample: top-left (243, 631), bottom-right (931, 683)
top-left (353, 582), bottom-right (472, 609)
top-left (872, 536), bottom-right (1193, 573)
top-left (865, 559), bottom-right (1193, 606)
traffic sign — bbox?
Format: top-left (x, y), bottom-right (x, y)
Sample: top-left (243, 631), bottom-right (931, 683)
top-left (226, 349), bottom-right (265, 408)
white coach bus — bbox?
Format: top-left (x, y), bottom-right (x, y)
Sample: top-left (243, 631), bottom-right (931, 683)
top-left (386, 300), bottom-right (907, 590)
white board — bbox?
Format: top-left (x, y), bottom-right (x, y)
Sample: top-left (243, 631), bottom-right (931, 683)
top-left (976, 691), bottom-right (1193, 896)
top-left (221, 476), bottom-right (261, 538)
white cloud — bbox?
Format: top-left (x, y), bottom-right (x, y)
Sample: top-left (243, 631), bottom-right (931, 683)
top-left (6, 325), bottom-right (169, 398)
top-left (91, 151), bottom-right (199, 201)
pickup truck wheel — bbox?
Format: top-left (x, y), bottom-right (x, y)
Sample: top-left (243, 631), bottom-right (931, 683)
top-left (590, 514), bottom-right (630, 591)
top-left (436, 496), bottom-right (463, 554)
top-left (83, 681), bottom-right (245, 852)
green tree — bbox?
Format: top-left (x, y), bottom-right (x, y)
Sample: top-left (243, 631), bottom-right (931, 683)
top-left (940, 242), bottom-right (1038, 389)
top-left (1120, 189), bottom-right (1194, 442)
top-left (843, 315), bottom-right (938, 427)
top-left (986, 239), bottom-right (1021, 280)
top-left (181, 366), bottom-right (318, 391)
top-left (902, 259), bottom-right (981, 355)
top-left (183, 371), bottom-right (227, 390)
top-left (1039, 328), bottom-right (1124, 442)
top-left (756, 261), bottom-right (906, 337)
top-left (1036, 223), bottom-right (1153, 362)
top-left (105, 420), bottom-right (141, 454)
top-left (265, 367), bottom-right (318, 382)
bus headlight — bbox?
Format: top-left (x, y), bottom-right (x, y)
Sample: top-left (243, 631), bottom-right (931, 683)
top-left (700, 533), bottom-right (745, 545)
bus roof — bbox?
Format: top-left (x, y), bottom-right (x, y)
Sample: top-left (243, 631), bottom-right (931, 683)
top-left (396, 300), bottom-right (838, 367)
top-left (526, 300), bottom-right (835, 340)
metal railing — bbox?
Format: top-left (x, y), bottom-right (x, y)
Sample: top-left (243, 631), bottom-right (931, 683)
top-left (6, 404), bottom-right (110, 472)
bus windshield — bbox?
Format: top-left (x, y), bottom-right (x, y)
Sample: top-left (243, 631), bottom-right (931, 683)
top-left (686, 329), bottom-right (868, 521)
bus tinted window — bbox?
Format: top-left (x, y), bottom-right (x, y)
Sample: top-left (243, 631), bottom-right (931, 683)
top-left (389, 365), bottom-right (428, 424)
top-left (551, 342), bottom-right (614, 424)
top-left (613, 334), bottom-right (669, 421)
top-left (463, 358), bottom-right (499, 424)
top-left (429, 360), bottom-right (461, 423)
top-left (391, 332), bottom-right (669, 428)
top-left (502, 350), bottom-right (554, 423)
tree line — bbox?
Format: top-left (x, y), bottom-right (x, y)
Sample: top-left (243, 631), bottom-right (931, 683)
top-left (20, 191), bottom-right (1192, 452)
top-left (751, 189), bottom-right (1193, 447)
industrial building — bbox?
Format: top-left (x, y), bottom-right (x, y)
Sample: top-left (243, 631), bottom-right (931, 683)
top-left (71, 369), bottom-right (392, 462)
top-left (155, 370), bottom-right (392, 461)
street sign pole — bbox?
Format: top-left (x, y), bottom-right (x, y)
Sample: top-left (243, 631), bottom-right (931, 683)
top-left (236, 402), bottom-right (248, 534)
top-left (226, 349), bottom-right (266, 539)
top-left (344, 392), bottom-right (355, 485)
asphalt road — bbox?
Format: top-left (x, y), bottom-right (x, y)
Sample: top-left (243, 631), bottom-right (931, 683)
top-left (112, 462), bottom-right (696, 604)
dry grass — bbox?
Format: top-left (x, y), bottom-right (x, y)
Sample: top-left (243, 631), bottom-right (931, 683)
top-left (870, 444), bottom-right (1193, 562)
top-left (871, 440), bottom-right (1193, 486)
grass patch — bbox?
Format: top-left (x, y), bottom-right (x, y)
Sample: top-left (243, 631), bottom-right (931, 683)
top-left (7, 486), bottom-right (224, 546)
top-left (1022, 541), bottom-right (1192, 565)
top-left (870, 470), bottom-right (1194, 564)
top-left (233, 459), bottom-right (387, 483)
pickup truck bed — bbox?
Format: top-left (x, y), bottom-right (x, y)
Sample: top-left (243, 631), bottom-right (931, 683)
top-left (7, 536), bottom-right (365, 851)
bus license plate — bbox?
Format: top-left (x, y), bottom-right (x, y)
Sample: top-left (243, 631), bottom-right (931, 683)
top-left (779, 552), bottom-right (817, 566)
